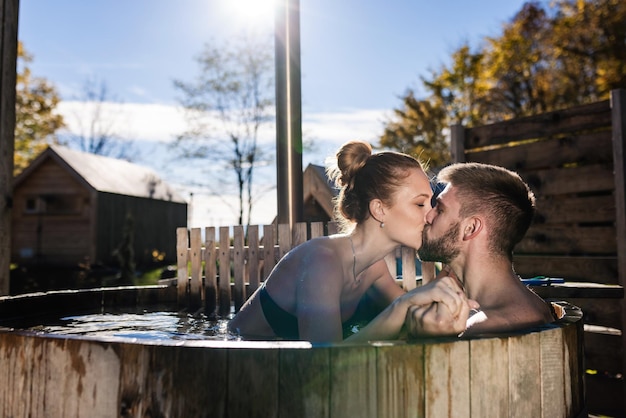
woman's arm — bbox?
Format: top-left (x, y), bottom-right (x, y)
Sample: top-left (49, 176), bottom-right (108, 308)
top-left (345, 276), bottom-right (470, 343)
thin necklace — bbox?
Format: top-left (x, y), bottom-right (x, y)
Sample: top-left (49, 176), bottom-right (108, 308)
top-left (348, 235), bottom-right (360, 284)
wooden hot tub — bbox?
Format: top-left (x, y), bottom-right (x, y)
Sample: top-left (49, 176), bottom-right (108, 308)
top-left (0, 285), bottom-right (585, 417)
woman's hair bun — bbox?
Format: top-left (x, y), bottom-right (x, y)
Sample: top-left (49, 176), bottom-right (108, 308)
top-left (334, 141), bottom-right (372, 188)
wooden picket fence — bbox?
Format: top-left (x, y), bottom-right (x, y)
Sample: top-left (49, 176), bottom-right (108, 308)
top-left (175, 221), bottom-right (421, 316)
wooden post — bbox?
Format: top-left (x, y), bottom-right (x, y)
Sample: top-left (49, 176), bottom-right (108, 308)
top-left (0, 0), bottom-right (19, 295)
top-left (247, 225), bottom-right (260, 296)
top-left (401, 246), bottom-right (416, 291)
top-left (204, 226), bottom-right (217, 316)
top-left (176, 227), bottom-right (189, 306)
top-left (233, 225), bottom-right (245, 311)
top-left (450, 123), bottom-right (466, 163)
top-left (262, 225), bottom-right (275, 281)
top-left (189, 228), bottom-right (202, 310)
top-left (218, 226), bottom-right (231, 316)
top-left (277, 223), bottom-right (291, 259)
top-left (610, 88), bottom-right (626, 408)
top-left (309, 221), bottom-right (324, 238)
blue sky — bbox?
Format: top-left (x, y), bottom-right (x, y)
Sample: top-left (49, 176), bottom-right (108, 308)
top-left (18, 0), bottom-right (532, 225)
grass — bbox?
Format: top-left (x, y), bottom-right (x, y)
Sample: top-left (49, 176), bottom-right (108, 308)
top-left (134, 265), bottom-right (173, 286)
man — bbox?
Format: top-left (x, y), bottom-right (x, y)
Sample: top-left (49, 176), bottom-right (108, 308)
top-left (406, 162), bottom-right (555, 336)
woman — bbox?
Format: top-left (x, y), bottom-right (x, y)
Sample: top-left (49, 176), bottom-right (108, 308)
top-left (228, 140), bottom-right (472, 342)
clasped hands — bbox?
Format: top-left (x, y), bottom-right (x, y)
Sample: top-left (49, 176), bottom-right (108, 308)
top-left (403, 275), bottom-right (479, 337)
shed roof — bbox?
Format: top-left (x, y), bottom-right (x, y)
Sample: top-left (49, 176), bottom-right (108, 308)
top-left (303, 163), bottom-right (338, 218)
top-left (15, 145), bottom-right (186, 203)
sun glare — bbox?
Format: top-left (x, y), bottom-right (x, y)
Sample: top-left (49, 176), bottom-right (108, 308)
top-left (222, 0), bottom-right (276, 28)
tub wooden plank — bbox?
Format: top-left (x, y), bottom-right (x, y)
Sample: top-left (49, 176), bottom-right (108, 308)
top-left (541, 326), bottom-right (566, 418)
top-left (376, 343), bottom-right (424, 418)
top-left (119, 344), bottom-right (230, 417)
top-left (508, 332), bottom-right (542, 417)
top-left (0, 334), bottom-right (46, 418)
top-left (330, 345), bottom-right (377, 418)
top-left (118, 343), bottom-right (152, 416)
top-left (425, 340), bottom-right (470, 417)
top-left (47, 339), bottom-right (120, 418)
top-left (279, 347), bottom-right (330, 418)
top-left (470, 337), bottom-right (509, 417)
top-left (228, 347), bottom-right (279, 418)
top-left (562, 320), bottom-right (585, 416)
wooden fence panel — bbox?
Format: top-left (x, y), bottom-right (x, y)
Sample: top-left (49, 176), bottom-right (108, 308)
top-left (518, 164), bottom-right (615, 196)
top-left (466, 99), bottom-right (611, 147)
top-left (534, 194), bottom-right (615, 224)
top-left (518, 224), bottom-right (617, 255)
top-left (467, 130), bottom-right (613, 170)
top-left (453, 91), bottom-right (626, 415)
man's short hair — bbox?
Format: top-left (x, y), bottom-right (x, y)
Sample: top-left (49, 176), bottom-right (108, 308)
top-left (436, 163), bottom-right (536, 259)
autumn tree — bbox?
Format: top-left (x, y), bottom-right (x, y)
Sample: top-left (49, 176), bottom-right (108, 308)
top-left (551, 0), bottom-right (626, 100)
top-left (480, 3), bottom-right (558, 119)
top-left (379, 92), bottom-right (449, 168)
top-left (173, 32), bottom-right (274, 226)
top-left (423, 43), bottom-right (488, 126)
top-left (380, 0), bottom-right (626, 164)
top-left (14, 42), bottom-right (64, 174)
top-left (380, 44), bottom-right (486, 167)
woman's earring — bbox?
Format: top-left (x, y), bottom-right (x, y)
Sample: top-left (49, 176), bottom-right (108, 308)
top-left (380, 222), bottom-right (385, 228)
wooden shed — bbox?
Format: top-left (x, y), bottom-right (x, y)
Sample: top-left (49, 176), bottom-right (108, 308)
top-left (302, 163), bottom-right (337, 222)
top-left (11, 145), bottom-right (187, 269)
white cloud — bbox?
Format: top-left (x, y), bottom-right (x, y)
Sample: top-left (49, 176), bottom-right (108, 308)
top-left (58, 101), bottom-right (189, 143)
top-left (55, 100), bottom-right (390, 227)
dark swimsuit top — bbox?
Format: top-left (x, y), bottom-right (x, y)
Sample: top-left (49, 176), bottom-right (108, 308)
top-left (259, 283), bottom-right (300, 340)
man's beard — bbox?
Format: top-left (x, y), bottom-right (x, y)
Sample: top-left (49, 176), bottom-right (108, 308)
top-left (418, 221), bottom-right (461, 264)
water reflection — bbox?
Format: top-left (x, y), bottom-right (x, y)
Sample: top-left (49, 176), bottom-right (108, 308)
top-left (27, 311), bottom-right (240, 342)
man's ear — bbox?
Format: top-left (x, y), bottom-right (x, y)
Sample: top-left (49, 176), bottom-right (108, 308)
top-left (369, 199), bottom-right (385, 224)
top-left (462, 217), bottom-right (483, 241)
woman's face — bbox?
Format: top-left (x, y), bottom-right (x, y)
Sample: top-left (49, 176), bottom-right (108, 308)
top-left (383, 167), bottom-right (433, 250)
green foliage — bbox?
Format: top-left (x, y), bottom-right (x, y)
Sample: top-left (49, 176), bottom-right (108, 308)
top-left (14, 42), bottom-right (65, 175)
top-left (380, 92), bottom-right (449, 168)
top-left (380, 0), bottom-right (626, 166)
top-left (134, 267), bottom-right (166, 286)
